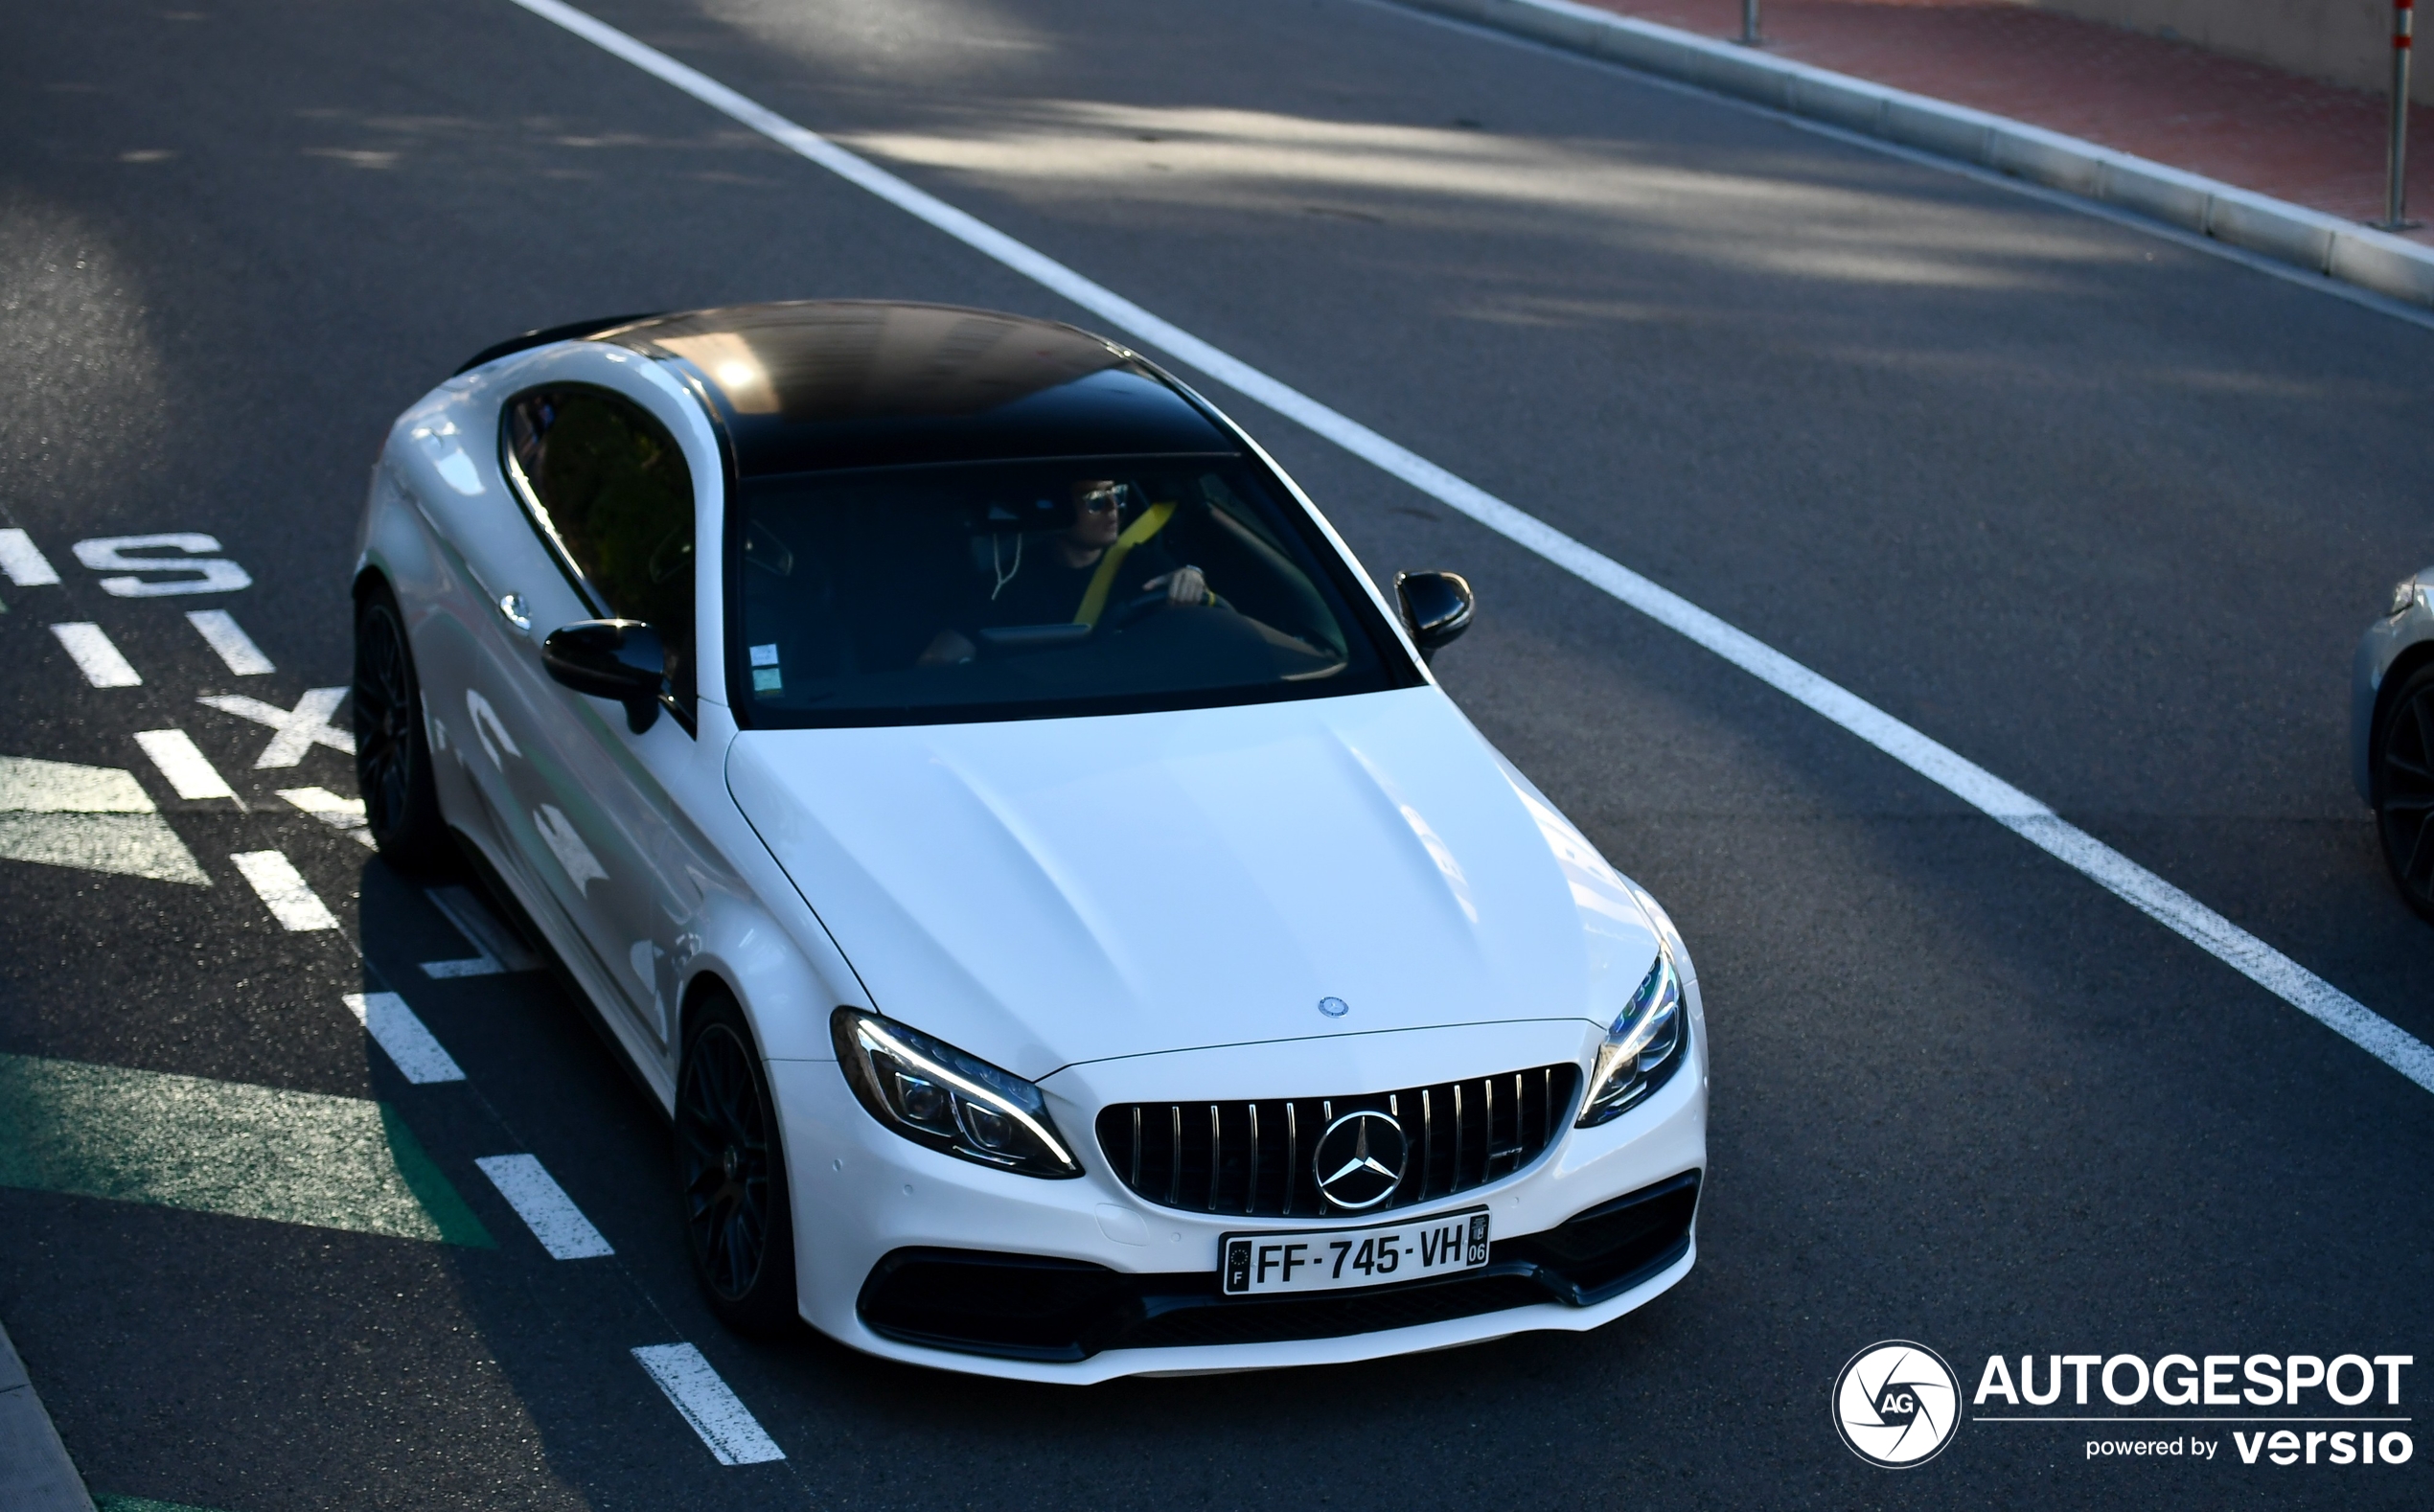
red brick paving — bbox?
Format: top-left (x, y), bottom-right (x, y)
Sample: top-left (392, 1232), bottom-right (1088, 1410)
top-left (1576, 0), bottom-right (2434, 243)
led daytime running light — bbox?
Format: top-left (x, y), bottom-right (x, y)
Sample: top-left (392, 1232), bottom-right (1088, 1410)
top-left (1577, 945), bottom-right (1687, 1128)
top-left (832, 1008), bottom-right (1081, 1178)
top-left (855, 1018), bottom-right (1076, 1169)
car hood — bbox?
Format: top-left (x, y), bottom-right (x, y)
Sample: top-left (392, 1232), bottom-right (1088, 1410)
top-left (725, 687), bottom-right (1660, 1080)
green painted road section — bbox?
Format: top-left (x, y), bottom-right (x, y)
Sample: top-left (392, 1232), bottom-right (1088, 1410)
top-left (98, 1497), bottom-right (232, 1512)
top-left (0, 1054), bottom-right (491, 1246)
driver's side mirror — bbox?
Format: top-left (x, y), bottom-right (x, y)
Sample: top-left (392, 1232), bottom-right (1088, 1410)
top-left (541, 619), bottom-right (667, 733)
top-left (1394, 571), bottom-right (1474, 663)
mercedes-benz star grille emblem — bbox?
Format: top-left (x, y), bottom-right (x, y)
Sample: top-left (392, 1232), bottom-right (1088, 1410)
top-left (1311, 1110), bottom-right (1408, 1210)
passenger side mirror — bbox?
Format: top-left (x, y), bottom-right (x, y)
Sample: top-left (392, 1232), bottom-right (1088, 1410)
top-left (541, 619), bottom-right (667, 733)
top-left (1394, 571), bottom-right (1474, 662)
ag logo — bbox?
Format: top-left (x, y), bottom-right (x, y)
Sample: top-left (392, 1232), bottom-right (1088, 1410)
top-left (1833, 1340), bottom-right (1961, 1468)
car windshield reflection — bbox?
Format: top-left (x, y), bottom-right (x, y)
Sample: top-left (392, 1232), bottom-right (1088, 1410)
top-left (734, 457), bottom-right (1413, 725)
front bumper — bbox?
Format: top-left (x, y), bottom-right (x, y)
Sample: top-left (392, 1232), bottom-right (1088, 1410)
top-left (2353, 574), bottom-right (2434, 806)
top-left (769, 1016), bottom-right (1708, 1383)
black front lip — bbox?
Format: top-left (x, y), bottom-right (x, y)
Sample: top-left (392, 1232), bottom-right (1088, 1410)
top-left (856, 1170), bottom-right (1702, 1363)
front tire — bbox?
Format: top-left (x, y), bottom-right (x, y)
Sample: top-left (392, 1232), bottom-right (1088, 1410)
top-left (2376, 663), bottom-right (2434, 923)
top-left (354, 584), bottom-right (452, 874)
top-left (677, 988), bottom-right (799, 1335)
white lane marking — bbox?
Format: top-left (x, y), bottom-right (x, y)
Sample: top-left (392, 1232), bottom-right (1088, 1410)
top-left (50, 623), bottom-right (141, 688)
top-left (475, 1154), bottom-right (614, 1257)
top-left (277, 786), bottom-right (376, 847)
top-left (0, 755), bottom-right (156, 813)
top-left (504, 0), bottom-right (2434, 1097)
top-left (71, 533), bottom-right (252, 597)
top-left (199, 688), bottom-right (355, 767)
top-left (232, 849), bottom-right (339, 931)
top-left (134, 729), bottom-right (241, 803)
top-left (631, 1343), bottom-right (785, 1465)
top-left (0, 754), bottom-right (211, 884)
top-left (422, 884), bottom-right (543, 977)
top-left (0, 529), bottom-right (60, 586)
top-left (186, 608), bottom-right (276, 676)
top-left (342, 990), bottom-right (469, 1083)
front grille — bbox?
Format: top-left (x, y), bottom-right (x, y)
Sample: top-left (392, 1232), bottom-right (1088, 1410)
top-left (1093, 1063), bottom-right (1580, 1217)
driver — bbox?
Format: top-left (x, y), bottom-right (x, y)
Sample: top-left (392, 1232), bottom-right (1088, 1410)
top-left (918, 479), bottom-right (1208, 665)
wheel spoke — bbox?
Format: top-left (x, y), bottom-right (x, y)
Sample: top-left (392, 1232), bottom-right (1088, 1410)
top-left (677, 1019), bottom-right (775, 1305)
top-left (2404, 810), bottom-right (2434, 887)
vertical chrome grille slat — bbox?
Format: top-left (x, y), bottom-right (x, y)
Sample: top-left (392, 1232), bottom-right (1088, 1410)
top-left (1284, 1101), bottom-right (1298, 1216)
top-left (1470, 1071), bottom-right (1489, 1178)
top-left (1451, 1082), bottom-right (1464, 1190)
top-left (1094, 1064), bottom-right (1576, 1217)
top-left (1246, 1103), bottom-right (1260, 1215)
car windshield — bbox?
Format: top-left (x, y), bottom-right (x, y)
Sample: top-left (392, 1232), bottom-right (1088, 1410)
top-left (731, 457), bottom-right (1417, 725)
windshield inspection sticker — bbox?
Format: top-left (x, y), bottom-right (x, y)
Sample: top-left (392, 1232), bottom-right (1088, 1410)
top-left (749, 643), bottom-right (781, 693)
top-left (1836, 1340), bottom-right (2418, 1473)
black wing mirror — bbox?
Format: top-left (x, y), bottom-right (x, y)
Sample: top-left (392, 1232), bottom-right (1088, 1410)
top-left (1394, 571), bottom-right (1474, 662)
top-left (541, 619), bottom-right (666, 733)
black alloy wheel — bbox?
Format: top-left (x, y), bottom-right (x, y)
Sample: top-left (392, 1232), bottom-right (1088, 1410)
top-left (353, 584), bottom-right (451, 873)
top-left (677, 992), bottom-right (798, 1334)
top-left (2375, 663), bottom-right (2434, 923)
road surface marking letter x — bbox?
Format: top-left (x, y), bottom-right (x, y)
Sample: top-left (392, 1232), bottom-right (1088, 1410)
top-left (201, 688), bottom-right (355, 767)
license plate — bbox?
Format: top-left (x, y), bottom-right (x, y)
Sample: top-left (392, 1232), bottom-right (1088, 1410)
top-left (1220, 1208), bottom-right (1490, 1296)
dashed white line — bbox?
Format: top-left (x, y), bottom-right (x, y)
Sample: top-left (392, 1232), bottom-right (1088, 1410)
top-left (0, 529), bottom-right (60, 586)
top-left (342, 990), bottom-right (467, 1083)
top-left (186, 609), bottom-right (276, 676)
top-left (631, 1343), bottom-right (785, 1465)
top-left (133, 729), bottom-right (241, 803)
top-left (505, 0), bottom-right (2434, 1097)
top-left (199, 689), bottom-right (356, 767)
top-left (277, 786), bottom-right (375, 847)
top-left (475, 1154), bottom-right (614, 1257)
top-left (231, 849), bottom-right (338, 931)
top-left (49, 623), bottom-right (140, 688)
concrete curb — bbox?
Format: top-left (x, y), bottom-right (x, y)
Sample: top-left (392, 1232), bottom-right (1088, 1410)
top-left (0, 1318), bottom-right (97, 1512)
top-left (1403, 0), bottom-right (2434, 310)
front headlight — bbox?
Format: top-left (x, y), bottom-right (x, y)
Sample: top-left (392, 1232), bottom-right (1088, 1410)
top-left (2390, 577), bottom-right (2421, 618)
top-left (1576, 944), bottom-right (1687, 1127)
top-left (831, 1009), bottom-right (1081, 1179)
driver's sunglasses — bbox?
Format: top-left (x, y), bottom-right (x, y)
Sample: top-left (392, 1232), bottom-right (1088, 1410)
top-left (1077, 487), bottom-right (1123, 515)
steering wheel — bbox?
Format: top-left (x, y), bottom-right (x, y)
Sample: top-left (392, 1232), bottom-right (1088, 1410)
top-left (1106, 587), bottom-right (1175, 631)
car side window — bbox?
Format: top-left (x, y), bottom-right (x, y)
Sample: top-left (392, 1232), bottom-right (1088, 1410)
top-left (503, 386), bottom-right (697, 722)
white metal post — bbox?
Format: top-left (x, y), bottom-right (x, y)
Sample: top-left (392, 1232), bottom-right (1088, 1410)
top-left (2385, 0), bottom-right (2418, 229)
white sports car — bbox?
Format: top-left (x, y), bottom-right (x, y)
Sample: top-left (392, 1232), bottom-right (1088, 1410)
top-left (354, 301), bottom-right (1707, 1381)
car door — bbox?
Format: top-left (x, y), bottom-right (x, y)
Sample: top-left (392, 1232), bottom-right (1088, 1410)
top-left (485, 372), bottom-right (706, 1055)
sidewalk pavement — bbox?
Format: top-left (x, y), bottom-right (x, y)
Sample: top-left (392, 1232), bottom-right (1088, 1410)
top-left (1576, 0), bottom-right (2434, 244)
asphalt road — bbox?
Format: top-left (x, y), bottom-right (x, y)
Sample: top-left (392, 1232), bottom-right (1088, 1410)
top-left (3, 0), bottom-right (2430, 1507)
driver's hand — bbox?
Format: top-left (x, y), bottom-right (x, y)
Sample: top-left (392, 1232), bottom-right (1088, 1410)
top-left (1144, 565), bottom-right (1208, 607)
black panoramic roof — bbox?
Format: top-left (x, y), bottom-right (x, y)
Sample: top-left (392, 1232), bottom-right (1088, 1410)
top-left (590, 301), bottom-right (1236, 476)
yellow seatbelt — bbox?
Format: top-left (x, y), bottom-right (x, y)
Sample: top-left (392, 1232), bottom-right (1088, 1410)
top-left (1072, 502), bottom-right (1176, 628)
